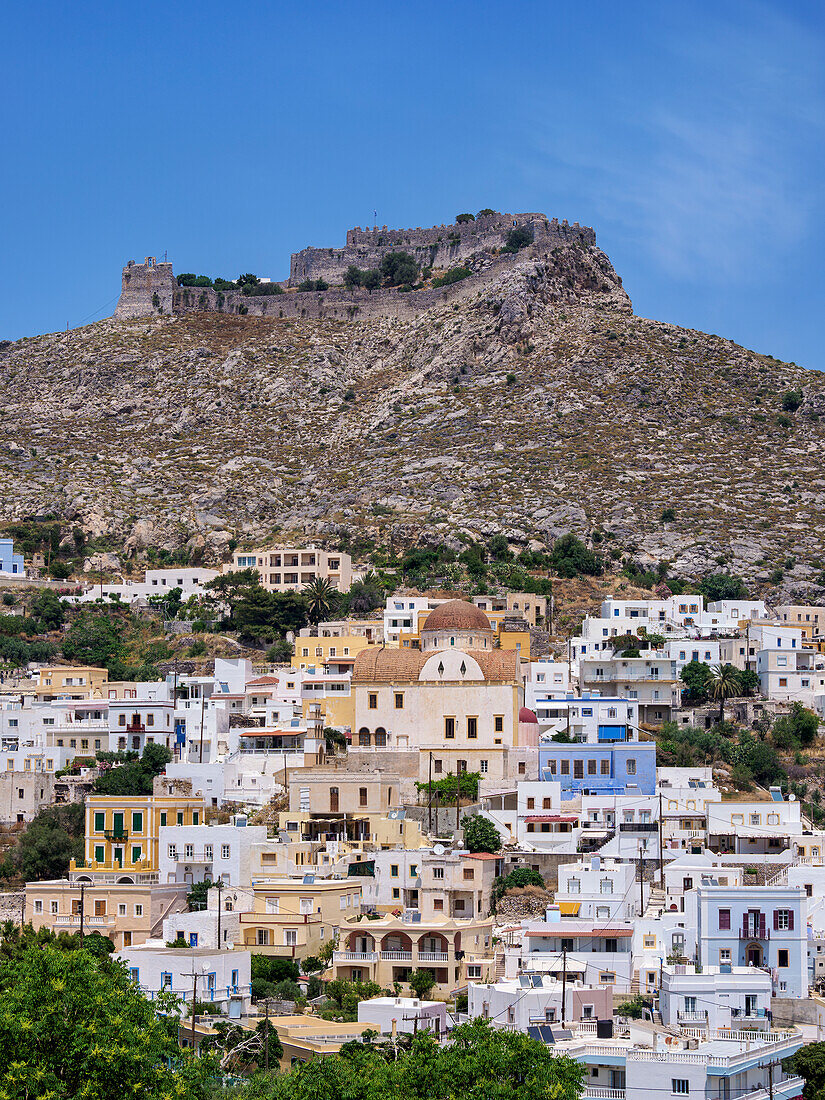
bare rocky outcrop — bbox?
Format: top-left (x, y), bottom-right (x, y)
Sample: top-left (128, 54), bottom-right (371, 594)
top-left (2, 230), bottom-right (825, 588)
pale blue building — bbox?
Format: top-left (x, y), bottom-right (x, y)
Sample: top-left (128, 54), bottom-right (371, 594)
top-left (0, 539), bottom-right (25, 577)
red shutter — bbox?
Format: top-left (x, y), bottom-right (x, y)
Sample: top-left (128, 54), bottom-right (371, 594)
top-left (742, 914), bottom-right (749, 939)
top-left (773, 910), bottom-right (779, 931)
top-left (788, 910), bottom-right (794, 931)
top-left (759, 913), bottom-right (766, 938)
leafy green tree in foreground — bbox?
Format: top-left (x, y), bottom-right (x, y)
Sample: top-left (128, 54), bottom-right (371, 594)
top-left (0, 943), bottom-right (215, 1100)
top-left (244, 1019), bottom-right (585, 1100)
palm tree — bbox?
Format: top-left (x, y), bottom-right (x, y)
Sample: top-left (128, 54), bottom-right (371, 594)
top-left (303, 577), bottom-right (337, 624)
top-left (708, 663), bottom-right (742, 725)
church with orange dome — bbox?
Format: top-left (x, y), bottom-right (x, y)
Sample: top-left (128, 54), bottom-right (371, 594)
top-left (351, 600), bottom-right (538, 793)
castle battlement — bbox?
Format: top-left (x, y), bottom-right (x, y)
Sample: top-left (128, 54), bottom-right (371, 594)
top-left (290, 211), bottom-right (595, 286)
top-left (113, 210), bottom-right (613, 323)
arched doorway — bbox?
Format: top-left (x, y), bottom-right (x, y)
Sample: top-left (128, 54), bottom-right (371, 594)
top-left (746, 942), bottom-right (763, 967)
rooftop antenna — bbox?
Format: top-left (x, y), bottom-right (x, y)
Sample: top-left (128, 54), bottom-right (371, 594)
top-left (162, 250), bottom-right (167, 262)
top-left (373, 209), bottom-right (377, 229)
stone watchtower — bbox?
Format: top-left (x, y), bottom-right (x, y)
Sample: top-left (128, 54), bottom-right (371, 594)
top-left (114, 257), bottom-right (176, 320)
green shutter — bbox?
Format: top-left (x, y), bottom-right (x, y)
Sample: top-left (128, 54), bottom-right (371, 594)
top-left (193, 812), bottom-right (199, 826)
top-left (131, 847), bottom-right (141, 864)
top-left (94, 845), bottom-right (104, 862)
top-left (177, 813), bottom-right (183, 826)
top-left (160, 812), bottom-right (167, 827)
top-left (94, 812), bottom-right (105, 832)
top-left (132, 812), bottom-right (143, 834)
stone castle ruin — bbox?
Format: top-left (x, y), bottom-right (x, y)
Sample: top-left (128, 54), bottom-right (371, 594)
top-left (113, 211), bottom-right (622, 324)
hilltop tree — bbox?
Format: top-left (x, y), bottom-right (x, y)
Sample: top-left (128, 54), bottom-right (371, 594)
top-left (379, 251), bottom-right (419, 287)
top-left (343, 265), bottom-right (362, 289)
top-left (29, 589), bottom-right (65, 631)
top-left (455, 212), bottom-right (475, 223)
top-left (548, 533), bottom-right (602, 578)
top-left (361, 268), bottom-right (382, 291)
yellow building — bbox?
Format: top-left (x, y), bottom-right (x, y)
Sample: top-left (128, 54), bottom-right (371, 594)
top-left (332, 912), bottom-right (494, 995)
top-left (293, 633), bottom-right (375, 671)
top-left (34, 665), bottom-right (108, 702)
top-left (71, 794), bottom-right (206, 883)
top-left (239, 878), bottom-right (362, 957)
top-left (277, 806), bottom-right (424, 851)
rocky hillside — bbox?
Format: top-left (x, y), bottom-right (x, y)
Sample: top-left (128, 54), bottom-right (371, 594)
top-left (3, 249), bottom-right (825, 595)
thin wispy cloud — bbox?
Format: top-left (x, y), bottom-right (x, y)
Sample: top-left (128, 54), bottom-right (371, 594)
top-left (529, 3), bottom-right (825, 284)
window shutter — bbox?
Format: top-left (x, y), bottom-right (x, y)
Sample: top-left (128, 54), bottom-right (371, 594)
top-left (742, 914), bottom-right (749, 939)
top-left (788, 910), bottom-right (794, 931)
top-left (758, 913), bottom-right (766, 938)
top-left (773, 910), bottom-right (779, 931)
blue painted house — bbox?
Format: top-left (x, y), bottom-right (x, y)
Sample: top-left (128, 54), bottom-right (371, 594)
top-left (539, 740), bottom-right (657, 799)
top-left (0, 539), bottom-right (25, 577)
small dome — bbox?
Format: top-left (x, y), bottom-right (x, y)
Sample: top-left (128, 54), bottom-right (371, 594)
top-left (519, 706), bottom-right (539, 724)
top-left (422, 600), bottom-right (492, 634)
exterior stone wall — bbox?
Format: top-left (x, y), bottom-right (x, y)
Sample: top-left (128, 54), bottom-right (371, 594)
top-left (169, 239), bottom-right (614, 325)
top-left (290, 212), bottom-right (595, 286)
top-left (114, 258), bottom-right (176, 320)
top-left (114, 212), bottom-right (618, 325)
top-left (0, 891), bottom-right (24, 922)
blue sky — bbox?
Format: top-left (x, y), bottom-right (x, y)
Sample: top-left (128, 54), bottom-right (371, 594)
top-left (2, 1), bottom-right (824, 368)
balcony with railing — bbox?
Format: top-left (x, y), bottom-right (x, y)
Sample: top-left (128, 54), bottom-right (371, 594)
top-left (729, 1076), bottom-right (804, 1100)
top-left (677, 1010), bottom-right (709, 1023)
top-left (103, 830), bottom-right (129, 843)
top-left (332, 950), bottom-right (378, 963)
top-left (582, 1089), bottom-right (625, 1100)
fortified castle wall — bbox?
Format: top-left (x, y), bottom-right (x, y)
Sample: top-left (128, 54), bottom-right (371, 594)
top-left (114, 257), bottom-right (176, 320)
top-left (113, 212), bottom-right (619, 324)
top-left (289, 211), bottom-right (595, 285)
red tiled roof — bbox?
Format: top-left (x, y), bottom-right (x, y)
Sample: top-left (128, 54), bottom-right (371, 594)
top-left (353, 647), bottom-right (519, 684)
top-left (247, 676), bottom-right (281, 686)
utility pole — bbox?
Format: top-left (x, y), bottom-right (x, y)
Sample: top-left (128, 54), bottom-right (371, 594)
top-left (639, 843), bottom-right (644, 917)
top-left (190, 971), bottom-right (199, 1052)
top-left (215, 879), bottom-right (224, 949)
top-left (428, 752), bottom-right (433, 836)
top-left (264, 999), bottom-right (270, 1070)
top-left (561, 947), bottom-right (567, 1027)
top-left (658, 790), bottom-right (664, 888)
top-left (20, 890), bottom-right (25, 930)
top-left (455, 769), bottom-right (460, 830)
top-left (79, 882), bottom-right (87, 939)
top-left (198, 693), bottom-right (206, 763)
top-left (768, 1060), bottom-right (774, 1100)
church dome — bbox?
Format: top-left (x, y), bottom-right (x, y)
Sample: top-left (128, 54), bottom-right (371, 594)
top-left (518, 707), bottom-right (539, 724)
top-left (422, 600), bottom-right (493, 634)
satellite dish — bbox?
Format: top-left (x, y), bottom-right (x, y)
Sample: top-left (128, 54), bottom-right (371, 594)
top-left (433, 844), bottom-right (445, 856)
top-left (789, 793), bottom-right (796, 802)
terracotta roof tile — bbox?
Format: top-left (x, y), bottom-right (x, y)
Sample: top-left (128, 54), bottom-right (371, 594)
top-left (353, 647), bottom-right (519, 683)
